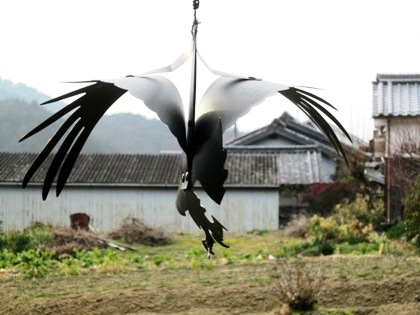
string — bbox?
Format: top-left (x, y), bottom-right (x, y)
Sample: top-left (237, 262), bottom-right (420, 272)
top-left (191, 0), bottom-right (200, 35)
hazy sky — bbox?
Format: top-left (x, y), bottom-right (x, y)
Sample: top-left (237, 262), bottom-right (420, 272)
top-left (2, 0), bottom-right (420, 141)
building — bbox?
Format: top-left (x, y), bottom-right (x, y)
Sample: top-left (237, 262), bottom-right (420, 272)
top-left (227, 112), bottom-right (367, 223)
top-left (372, 74), bottom-right (420, 222)
top-left (0, 152), bottom-right (280, 233)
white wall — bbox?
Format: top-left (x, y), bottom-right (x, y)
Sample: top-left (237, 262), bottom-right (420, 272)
top-left (0, 185), bottom-right (279, 234)
top-left (390, 117), bottom-right (420, 155)
top-left (374, 117), bottom-right (420, 157)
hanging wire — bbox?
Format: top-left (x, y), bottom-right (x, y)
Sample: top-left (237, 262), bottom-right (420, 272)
top-left (191, 0), bottom-right (200, 36)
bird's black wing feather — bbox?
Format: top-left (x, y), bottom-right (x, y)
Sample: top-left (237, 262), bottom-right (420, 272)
top-left (279, 87), bottom-right (350, 165)
top-left (20, 81), bottom-right (127, 199)
top-left (197, 77), bottom-right (351, 164)
top-left (20, 75), bottom-right (187, 199)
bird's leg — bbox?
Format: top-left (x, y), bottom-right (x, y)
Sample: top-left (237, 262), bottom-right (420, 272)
top-left (202, 229), bottom-right (215, 258)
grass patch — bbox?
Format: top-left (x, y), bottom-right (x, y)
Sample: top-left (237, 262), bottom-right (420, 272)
top-left (0, 230), bottom-right (418, 314)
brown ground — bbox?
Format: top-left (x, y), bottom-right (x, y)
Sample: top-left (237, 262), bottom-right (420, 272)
top-left (1, 256), bottom-right (419, 315)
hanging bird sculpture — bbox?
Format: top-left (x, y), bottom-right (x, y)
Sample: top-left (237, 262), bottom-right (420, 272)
top-left (20, 1), bottom-right (351, 256)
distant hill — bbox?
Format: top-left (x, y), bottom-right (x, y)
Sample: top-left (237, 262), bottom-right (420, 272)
top-left (0, 98), bottom-right (181, 153)
top-left (0, 79), bottom-right (242, 154)
top-left (0, 78), bottom-right (51, 104)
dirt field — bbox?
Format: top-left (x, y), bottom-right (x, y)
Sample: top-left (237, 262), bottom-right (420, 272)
top-left (1, 255), bottom-right (419, 315)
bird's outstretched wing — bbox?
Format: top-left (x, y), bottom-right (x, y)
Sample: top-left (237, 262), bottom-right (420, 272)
top-left (104, 76), bottom-right (186, 150)
top-left (196, 76), bottom-right (351, 163)
top-left (176, 188), bottom-right (229, 256)
top-left (20, 76), bottom-right (186, 199)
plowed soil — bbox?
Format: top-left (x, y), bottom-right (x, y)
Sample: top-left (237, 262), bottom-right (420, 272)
top-left (1, 256), bottom-right (419, 315)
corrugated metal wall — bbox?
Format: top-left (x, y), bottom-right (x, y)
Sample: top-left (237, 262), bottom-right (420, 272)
top-left (0, 185), bottom-right (279, 233)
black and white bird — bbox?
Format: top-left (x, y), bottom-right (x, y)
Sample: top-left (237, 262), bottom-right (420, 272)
top-left (20, 2), bottom-right (350, 256)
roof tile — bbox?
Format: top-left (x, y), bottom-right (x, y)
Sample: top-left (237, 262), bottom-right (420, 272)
top-left (373, 74), bottom-right (420, 117)
top-left (0, 152), bottom-right (279, 187)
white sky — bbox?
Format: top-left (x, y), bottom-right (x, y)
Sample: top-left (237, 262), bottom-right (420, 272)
top-left (2, 0), bottom-right (420, 141)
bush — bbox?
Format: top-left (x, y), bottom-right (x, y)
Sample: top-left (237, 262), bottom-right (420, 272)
top-left (386, 221), bottom-right (409, 240)
top-left (309, 215), bottom-right (340, 243)
top-left (306, 195), bottom-right (385, 246)
top-left (272, 259), bottom-right (324, 311)
top-left (0, 223), bottom-right (52, 253)
top-left (0, 250), bottom-right (18, 268)
top-left (301, 182), bottom-right (361, 216)
top-left (403, 176), bottom-right (420, 246)
top-left (295, 240), bottom-right (335, 256)
top-left (334, 194), bottom-right (384, 229)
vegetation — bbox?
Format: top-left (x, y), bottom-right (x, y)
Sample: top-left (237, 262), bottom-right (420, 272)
top-left (282, 194), bottom-right (391, 258)
top-left (0, 211), bottom-right (416, 280)
top-left (403, 176), bottom-right (420, 247)
top-left (0, 225), bottom-right (418, 315)
top-left (0, 223), bottom-right (51, 253)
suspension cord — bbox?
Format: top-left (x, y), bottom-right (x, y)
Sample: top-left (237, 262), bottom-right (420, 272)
top-left (185, 0), bottom-right (200, 189)
top-left (193, 0), bottom-right (200, 17)
top-left (192, 0), bottom-right (200, 35)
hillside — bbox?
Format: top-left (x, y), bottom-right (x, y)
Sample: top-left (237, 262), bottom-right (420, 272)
top-left (0, 98), bottom-right (181, 153)
top-left (0, 78), bottom-right (51, 104)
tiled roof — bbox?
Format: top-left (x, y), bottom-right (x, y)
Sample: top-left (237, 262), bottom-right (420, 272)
top-left (0, 151), bottom-right (325, 188)
top-left (227, 146), bottom-right (325, 184)
top-left (227, 112), bottom-right (339, 157)
top-left (0, 152), bottom-right (278, 187)
top-left (278, 150), bottom-right (322, 184)
top-left (373, 74), bottom-right (420, 117)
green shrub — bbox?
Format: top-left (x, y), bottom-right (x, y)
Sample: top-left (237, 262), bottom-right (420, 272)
top-left (309, 215), bottom-right (340, 242)
top-left (306, 195), bottom-right (384, 247)
top-left (15, 249), bottom-right (54, 278)
top-left (337, 222), bottom-right (374, 244)
top-left (403, 176), bottom-right (420, 247)
top-left (0, 250), bottom-right (18, 268)
top-left (292, 217), bottom-right (336, 256)
top-left (0, 223), bottom-right (52, 253)
top-left (296, 240), bottom-right (335, 256)
top-left (334, 194), bottom-right (384, 229)
top-left (0, 232), bottom-right (34, 253)
top-left (386, 221), bottom-right (409, 240)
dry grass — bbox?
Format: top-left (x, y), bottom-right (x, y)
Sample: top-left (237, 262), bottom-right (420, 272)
top-left (283, 213), bottom-right (311, 238)
top-left (272, 259), bottom-right (324, 312)
top-left (107, 216), bottom-right (173, 246)
top-left (41, 228), bottom-right (108, 258)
